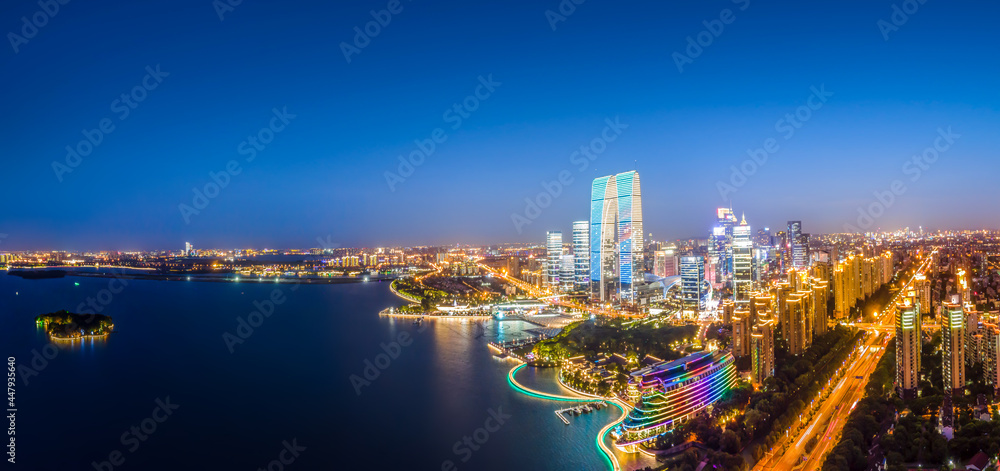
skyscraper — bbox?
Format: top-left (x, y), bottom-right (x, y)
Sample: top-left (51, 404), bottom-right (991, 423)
top-left (787, 221), bottom-right (808, 269)
top-left (786, 293), bottom-right (809, 355)
top-left (709, 207), bottom-right (737, 286)
top-left (914, 274), bottom-right (931, 315)
top-left (985, 327), bottom-right (1000, 395)
top-left (680, 255), bottom-right (705, 314)
top-left (751, 309), bottom-right (776, 386)
top-left (590, 171), bottom-right (644, 303)
top-left (811, 279), bottom-right (830, 337)
top-left (943, 300), bottom-right (966, 395)
top-left (572, 221), bottom-right (590, 291)
top-left (733, 307), bottom-right (752, 358)
top-left (733, 214), bottom-right (753, 308)
top-left (546, 231), bottom-right (563, 290)
top-left (896, 295), bottom-right (921, 399)
top-left (560, 254), bottom-right (575, 292)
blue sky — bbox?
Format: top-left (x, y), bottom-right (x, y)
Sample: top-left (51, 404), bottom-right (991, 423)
top-left (1, 0), bottom-right (998, 250)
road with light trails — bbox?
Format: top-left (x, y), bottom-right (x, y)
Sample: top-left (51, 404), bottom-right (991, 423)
top-left (756, 252), bottom-right (934, 470)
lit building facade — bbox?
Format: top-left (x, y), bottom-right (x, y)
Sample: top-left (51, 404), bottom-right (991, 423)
top-left (590, 171), bottom-right (643, 302)
top-left (942, 302), bottom-right (966, 395)
top-left (896, 296), bottom-right (921, 399)
top-left (787, 221), bottom-right (807, 269)
top-left (709, 208), bottom-right (737, 286)
top-left (614, 351), bottom-right (737, 452)
top-left (680, 255), bottom-right (706, 314)
top-left (546, 231), bottom-right (563, 290)
top-left (751, 310), bottom-right (776, 386)
top-left (733, 215), bottom-right (753, 308)
top-left (733, 307), bottom-right (752, 358)
top-left (572, 221), bottom-right (590, 291)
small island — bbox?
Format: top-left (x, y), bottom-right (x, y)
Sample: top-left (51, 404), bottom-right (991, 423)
top-left (36, 310), bottom-right (114, 340)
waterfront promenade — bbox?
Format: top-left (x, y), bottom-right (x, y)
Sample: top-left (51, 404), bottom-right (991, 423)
top-left (507, 363), bottom-right (629, 471)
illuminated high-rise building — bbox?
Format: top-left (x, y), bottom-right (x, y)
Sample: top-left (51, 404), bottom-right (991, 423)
top-left (913, 274), bottom-right (931, 315)
top-left (572, 221), bottom-right (590, 291)
top-left (754, 227), bottom-right (771, 247)
top-left (942, 300), bottom-right (966, 395)
top-left (709, 207), bottom-right (737, 286)
top-left (733, 214), bottom-right (754, 309)
top-left (787, 221), bottom-right (808, 269)
top-left (560, 254), bottom-right (575, 292)
top-left (733, 307), bottom-right (752, 358)
top-left (184, 242), bottom-right (193, 256)
top-left (773, 281), bottom-right (793, 339)
top-left (786, 292), bottom-right (810, 355)
top-left (751, 309), bottom-right (776, 386)
top-left (984, 327), bottom-right (1000, 395)
top-left (590, 171), bottom-right (643, 302)
top-left (546, 231), bottom-right (563, 290)
top-left (721, 299), bottom-right (735, 325)
top-left (811, 279), bottom-right (830, 337)
top-left (895, 295), bottom-right (921, 399)
top-left (680, 255), bottom-right (705, 314)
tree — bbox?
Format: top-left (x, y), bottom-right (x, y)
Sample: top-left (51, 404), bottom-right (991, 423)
top-left (721, 429), bottom-right (741, 454)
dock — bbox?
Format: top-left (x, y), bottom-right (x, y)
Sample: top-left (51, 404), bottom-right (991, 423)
top-left (554, 401), bottom-right (607, 425)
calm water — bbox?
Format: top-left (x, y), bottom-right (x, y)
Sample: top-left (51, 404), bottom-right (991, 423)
top-left (1, 273), bottom-right (651, 470)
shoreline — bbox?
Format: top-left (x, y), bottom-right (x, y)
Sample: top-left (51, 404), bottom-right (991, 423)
top-left (49, 333), bottom-right (111, 341)
top-left (378, 308), bottom-right (492, 320)
top-left (53, 271), bottom-right (394, 284)
top-left (505, 363), bottom-right (626, 471)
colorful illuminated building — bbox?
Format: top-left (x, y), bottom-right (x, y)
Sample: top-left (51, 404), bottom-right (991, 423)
top-left (613, 351), bottom-right (737, 451)
top-left (590, 171), bottom-right (644, 303)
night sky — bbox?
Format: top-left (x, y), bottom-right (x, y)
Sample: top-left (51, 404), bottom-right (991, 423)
top-left (2, 0), bottom-right (998, 251)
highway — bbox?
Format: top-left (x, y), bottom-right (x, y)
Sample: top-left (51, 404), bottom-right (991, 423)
top-left (756, 253), bottom-right (933, 470)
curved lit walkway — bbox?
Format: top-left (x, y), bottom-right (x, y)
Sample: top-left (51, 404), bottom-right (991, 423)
top-left (507, 363), bottom-right (628, 471)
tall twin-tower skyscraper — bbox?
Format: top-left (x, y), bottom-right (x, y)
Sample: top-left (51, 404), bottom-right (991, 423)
top-left (590, 171), bottom-right (643, 303)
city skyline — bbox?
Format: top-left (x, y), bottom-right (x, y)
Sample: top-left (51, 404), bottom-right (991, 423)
top-left (3, 0), bottom-right (1000, 251)
top-left (6, 1), bottom-right (1000, 470)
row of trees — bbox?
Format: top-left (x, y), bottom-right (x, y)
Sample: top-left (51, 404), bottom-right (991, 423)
top-left (533, 318), bottom-right (699, 365)
top-left (741, 326), bottom-right (863, 462)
